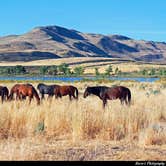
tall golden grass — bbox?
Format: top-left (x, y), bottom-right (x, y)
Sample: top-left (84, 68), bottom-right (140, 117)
top-left (0, 83), bottom-right (165, 143)
top-left (0, 82), bottom-right (165, 160)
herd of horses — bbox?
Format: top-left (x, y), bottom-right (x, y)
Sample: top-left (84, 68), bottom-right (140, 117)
top-left (0, 83), bottom-right (131, 108)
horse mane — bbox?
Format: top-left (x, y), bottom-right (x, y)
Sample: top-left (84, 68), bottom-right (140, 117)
top-left (37, 83), bottom-right (45, 89)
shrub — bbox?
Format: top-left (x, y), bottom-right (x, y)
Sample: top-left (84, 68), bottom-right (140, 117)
top-left (73, 66), bottom-right (85, 76)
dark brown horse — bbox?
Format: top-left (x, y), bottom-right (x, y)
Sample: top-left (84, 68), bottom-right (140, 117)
top-left (83, 86), bottom-right (131, 108)
top-left (9, 84), bottom-right (40, 105)
top-left (54, 85), bottom-right (79, 100)
top-left (37, 83), bottom-right (60, 100)
top-left (0, 86), bottom-right (9, 103)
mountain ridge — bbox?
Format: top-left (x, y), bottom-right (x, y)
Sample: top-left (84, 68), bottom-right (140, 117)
top-left (0, 25), bottom-right (166, 63)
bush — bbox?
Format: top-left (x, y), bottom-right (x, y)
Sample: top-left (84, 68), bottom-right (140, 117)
top-left (105, 65), bottom-right (113, 76)
top-left (95, 67), bottom-right (100, 77)
top-left (115, 67), bottom-right (119, 75)
top-left (39, 66), bottom-right (49, 75)
top-left (0, 65), bottom-right (27, 75)
top-left (73, 66), bottom-right (85, 76)
top-left (48, 66), bottom-right (58, 75)
top-left (58, 63), bottom-right (71, 75)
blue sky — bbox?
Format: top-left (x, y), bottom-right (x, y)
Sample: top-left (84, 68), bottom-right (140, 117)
top-left (0, 0), bottom-right (166, 42)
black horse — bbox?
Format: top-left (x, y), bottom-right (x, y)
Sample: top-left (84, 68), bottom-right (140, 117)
top-left (0, 86), bottom-right (9, 103)
top-left (83, 86), bottom-right (131, 108)
top-left (37, 83), bottom-right (60, 100)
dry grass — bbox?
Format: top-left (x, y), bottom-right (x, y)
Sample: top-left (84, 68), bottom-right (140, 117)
top-left (0, 82), bottom-right (165, 160)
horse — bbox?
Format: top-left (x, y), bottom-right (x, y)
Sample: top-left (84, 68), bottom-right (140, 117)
top-left (9, 84), bottom-right (40, 105)
top-left (17, 84), bottom-right (40, 105)
top-left (83, 86), bottom-right (131, 108)
top-left (54, 85), bottom-right (79, 100)
top-left (37, 83), bottom-right (60, 100)
top-left (9, 84), bottom-right (32, 101)
top-left (0, 86), bottom-right (9, 103)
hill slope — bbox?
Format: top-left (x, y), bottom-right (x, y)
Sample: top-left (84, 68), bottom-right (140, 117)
top-left (0, 25), bottom-right (166, 63)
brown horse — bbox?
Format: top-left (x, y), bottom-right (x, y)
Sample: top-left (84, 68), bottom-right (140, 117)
top-left (9, 84), bottom-right (40, 105)
top-left (83, 86), bottom-right (131, 108)
top-left (9, 84), bottom-right (32, 101)
top-left (54, 85), bottom-right (79, 100)
top-left (0, 86), bottom-right (9, 103)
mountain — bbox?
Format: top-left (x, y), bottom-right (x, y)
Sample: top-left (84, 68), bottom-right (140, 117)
top-left (0, 25), bottom-right (166, 63)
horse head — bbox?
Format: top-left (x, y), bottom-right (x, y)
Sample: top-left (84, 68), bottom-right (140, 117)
top-left (83, 87), bottom-right (90, 98)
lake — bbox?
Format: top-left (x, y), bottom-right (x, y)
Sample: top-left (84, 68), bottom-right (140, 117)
top-left (0, 76), bottom-right (160, 82)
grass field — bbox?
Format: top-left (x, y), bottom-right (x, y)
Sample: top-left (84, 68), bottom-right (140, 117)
top-left (0, 81), bottom-right (165, 161)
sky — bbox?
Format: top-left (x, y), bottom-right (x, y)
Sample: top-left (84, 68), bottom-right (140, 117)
top-left (0, 0), bottom-right (166, 42)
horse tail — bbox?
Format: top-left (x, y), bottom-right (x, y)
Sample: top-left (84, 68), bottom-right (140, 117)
top-left (4, 87), bottom-right (9, 100)
top-left (75, 87), bottom-right (79, 100)
top-left (6, 88), bottom-right (9, 100)
top-left (127, 89), bottom-right (131, 105)
top-left (1, 87), bottom-right (7, 103)
top-left (9, 88), bottom-right (14, 100)
top-left (32, 87), bottom-right (40, 105)
top-left (1, 88), bottom-right (5, 103)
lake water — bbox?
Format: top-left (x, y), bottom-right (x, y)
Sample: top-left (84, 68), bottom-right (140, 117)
top-left (0, 76), bottom-right (160, 83)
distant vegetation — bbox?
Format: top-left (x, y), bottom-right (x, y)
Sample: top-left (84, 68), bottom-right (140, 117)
top-left (140, 68), bottom-right (166, 76)
top-left (0, 64), bottom-right (85, 77)
top-left (0, 64), bottom-right (165, 78)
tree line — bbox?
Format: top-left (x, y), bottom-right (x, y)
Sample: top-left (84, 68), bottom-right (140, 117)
top-left (0, 64), bottom-right (165, 77)
top-left (140, 68), bottom-right (166, 76)
top-left (0, 64), bottom-right (85, 76)
top-left (0, 64), bottom-right (119, 77)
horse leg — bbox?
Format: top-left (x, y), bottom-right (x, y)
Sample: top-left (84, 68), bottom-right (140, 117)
top-left (58, 93), bottom-right (62, 99)
top-left (69, 94), bottom-right (72, 101)
top-left (41, 93), bottom-right (45, 100)
top-left (16, 92), bottom-right (20, 100)
top-left (29, 96), bottom-right (32, 105)
top-left (120, 99), bottom-right (124, 105)
top-left (55, 94), bottom-right (58, 99)
top-left (47, 94), bottom-right (53, 100)
top-left (103, 99), bottom-right (107, 109)
top-left (1, 95), bottom-right (4, 104)
top-left (125, 97), bottom-right (128, 105)
top-left (120, 96), bottom-right (125, 105)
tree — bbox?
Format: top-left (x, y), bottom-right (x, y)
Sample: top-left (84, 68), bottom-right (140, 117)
top-left (58, 63), bottom-right (71, 75)
top-left (141, 69), bottom-right (147, 76)
top-left (105, 65), bottom-right (113, 76)
top-left (159, 69), bottom-right (164, 76)
top-left (48, 65), bottom-right (58, 75)
top-left (149, 68), bottom-right (155, 76)
top-left (74, 66), bottom-right (85, 76)
top-left (40, 66), bottom-right (49, 75)
top-left (65, 68), bottom-right (72, 76)
top-left (164, 69), bottom-right (166, 76)
top-left (2, 67), bottom-right (14, 74)
top-left (95, 67), bottom-right (100, 76)
top-left (115, 67), bottom-right (119, 75)
top-left (159, 69), bottom-right (166, 76)
top-left (15, 65), bottom-right (26, 74)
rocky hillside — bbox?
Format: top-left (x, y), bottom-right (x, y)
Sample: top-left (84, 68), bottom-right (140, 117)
top-left (0, 25), bottom-right (166, 63)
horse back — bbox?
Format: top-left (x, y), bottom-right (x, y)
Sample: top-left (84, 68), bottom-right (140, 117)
top-left (55, 85), bottom-right (78, 96)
